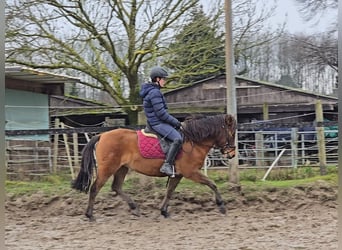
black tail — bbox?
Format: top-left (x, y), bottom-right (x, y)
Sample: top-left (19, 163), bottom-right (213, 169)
top-left (71, 135), bottom-right (100, 193)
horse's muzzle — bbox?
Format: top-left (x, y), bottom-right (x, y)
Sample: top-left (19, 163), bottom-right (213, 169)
top-left (221, 146), bottom-right (236, 159)
top-left (225, 150), bottom-right (236, 159)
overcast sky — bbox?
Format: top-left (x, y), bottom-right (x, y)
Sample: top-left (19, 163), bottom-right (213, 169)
top-left (268, 0), bottom-right (336, 33)
top-left (201, 0), bottom-right (336, 34)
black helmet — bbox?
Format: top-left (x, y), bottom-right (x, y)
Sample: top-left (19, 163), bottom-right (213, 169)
top-left (150, 66), bottom-right (168, 80)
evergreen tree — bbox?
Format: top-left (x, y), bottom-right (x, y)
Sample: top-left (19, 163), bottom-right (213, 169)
top-left (164, 6), bottom-right (225, 84)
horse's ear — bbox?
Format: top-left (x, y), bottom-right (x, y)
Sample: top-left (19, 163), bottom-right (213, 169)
top-left (225, 114), bottom-right (236, 127)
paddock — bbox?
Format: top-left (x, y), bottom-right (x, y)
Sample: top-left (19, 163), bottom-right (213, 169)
top-left (5, 178), bottom-right (337, 250)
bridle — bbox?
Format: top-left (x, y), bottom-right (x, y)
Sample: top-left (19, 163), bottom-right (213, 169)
top-left (221, 140), bottom-right (236, 155)
top-left (217, 123), bottom-right (236, 157)
top-left (181, 115), bottom-right (236, 157)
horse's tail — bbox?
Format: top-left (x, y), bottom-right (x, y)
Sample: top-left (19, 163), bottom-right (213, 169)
top-left (71, 134), bottom-right (100, 193)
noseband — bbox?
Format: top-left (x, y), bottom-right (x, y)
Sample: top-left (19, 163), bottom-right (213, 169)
top-left (217, 124), bottom-right (236, 155)
top-left (221, 143), bottom-right (236, 154)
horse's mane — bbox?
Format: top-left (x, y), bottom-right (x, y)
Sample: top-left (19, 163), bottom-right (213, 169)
top-left (182, 114), bottom-right (228, 143)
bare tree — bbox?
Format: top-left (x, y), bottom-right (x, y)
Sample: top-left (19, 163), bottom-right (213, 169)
top-left (242, 1), bottom-right (338, 94)
top-left (294, 0), bottom-right (338, 22)
top-left (240, 29), bottom-right (338, 95)
top-left (290, 33), bottom-right (337, 93)
top-left (232, 0), bottom-right (284, 76)
top-left (292, 0), bottom-right (338, 93)
top-left (291, 33), bottom-right (338, 72)
top-left (5, 0), bottom-right (199, 123)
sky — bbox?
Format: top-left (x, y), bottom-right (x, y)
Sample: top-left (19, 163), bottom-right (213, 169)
top-left (267, 0), bottom-right (336, 33)
top-left (201, 0), bottom-right (336, 34)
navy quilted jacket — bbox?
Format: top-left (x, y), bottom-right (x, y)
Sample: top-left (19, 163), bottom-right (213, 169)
top-left (139, 82), bottom-right (180, 127)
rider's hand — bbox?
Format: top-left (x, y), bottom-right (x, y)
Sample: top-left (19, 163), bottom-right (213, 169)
top-left (175, 121), bottom-right (182, 129)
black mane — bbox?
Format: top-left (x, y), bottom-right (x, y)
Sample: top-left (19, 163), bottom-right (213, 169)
top-left (182, 114), bottom-right (227, 143)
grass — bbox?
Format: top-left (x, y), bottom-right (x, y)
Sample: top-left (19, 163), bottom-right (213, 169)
top-left (5, 175), bottom-right (72, 197)
top-left (240, 173), bottom-right (337, 192)
top-left (5, 166), bottom-right (338, 197)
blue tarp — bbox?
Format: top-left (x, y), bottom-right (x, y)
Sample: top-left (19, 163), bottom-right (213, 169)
top-left (5, 89), bottom-right (49, 141)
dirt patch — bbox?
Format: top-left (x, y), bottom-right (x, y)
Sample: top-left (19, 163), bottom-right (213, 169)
top-left (5, 180), bottom-right (337, 250)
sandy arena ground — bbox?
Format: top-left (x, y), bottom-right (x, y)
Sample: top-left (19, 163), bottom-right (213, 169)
top-left (5, 179), bottom-right (337, 250)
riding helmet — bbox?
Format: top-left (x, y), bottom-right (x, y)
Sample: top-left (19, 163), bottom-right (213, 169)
top-left (150, 66), bottom-right (168, 80)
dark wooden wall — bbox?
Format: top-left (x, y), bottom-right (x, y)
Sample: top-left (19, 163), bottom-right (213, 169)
top-left (164, 75), bottom-right (337, 124)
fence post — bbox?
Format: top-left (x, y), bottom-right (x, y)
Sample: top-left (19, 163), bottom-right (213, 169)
top-left (72, 133), bottom-right (79, 167)
top-left (60, 122), bottom-right (75, 179)
top-left (255, 132), bottom-right (264, 166)
top-left (263, 103), bottom-right (269, 120)
top-left (300, 133), bottom-right (305, 165)
top-left (291, 128), bottom-right (298, 168)
top-left (52, 118), bottom-right (60, 174)
top-left (315, 100), bottom-right (327, 175)
top-left (5, 141), bottom-right (9, 170)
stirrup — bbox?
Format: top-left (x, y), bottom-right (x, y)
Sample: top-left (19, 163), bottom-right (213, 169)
top-left (160, 164), bottom-right (175, 178)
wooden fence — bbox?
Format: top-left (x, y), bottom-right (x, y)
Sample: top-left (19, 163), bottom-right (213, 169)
top-left (5, 124), bottom-right (338, 180)
top-left (5, 122), bottom-right (125, 180)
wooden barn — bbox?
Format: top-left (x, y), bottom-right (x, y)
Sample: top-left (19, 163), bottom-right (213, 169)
top-left (161, 74), bottom-right (338, 128)
top-left (49, 95), bottom-right (127, 128)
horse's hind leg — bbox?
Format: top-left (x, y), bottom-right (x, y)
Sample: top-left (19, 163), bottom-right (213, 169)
top-left (86, 173), bottom-right (111, 221)
top-left (186, 171), bottom-right (226, 214)
top-left (160, 175), bottom-right (183, 218)
top-left (111, 166), bottom-right (140, 216)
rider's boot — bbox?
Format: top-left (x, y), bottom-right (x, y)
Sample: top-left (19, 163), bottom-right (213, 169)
top-left (160, 139), bottom-right (182, 177)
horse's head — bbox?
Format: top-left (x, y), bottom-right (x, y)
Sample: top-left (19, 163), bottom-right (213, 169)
top-left (182, 114), bottom-right (237, 159)
top-left (217, 114), bottom-right (236, 159)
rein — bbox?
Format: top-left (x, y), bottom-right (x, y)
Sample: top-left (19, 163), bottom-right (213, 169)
top-left (180, 141), bottom-right (214, 155)
top-left (196, 141), bottom-right (215, 149)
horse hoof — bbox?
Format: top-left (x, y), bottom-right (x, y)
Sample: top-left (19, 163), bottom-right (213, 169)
top-left (131, 208), bottom-right (141, 217)
top-left (219, 205), bottom-right (226, 214)
top-left (85, 215), bottom-right (96, 222)
top-left (86, 213), bottom-right (96, 222)
top-left (161, 210), bottom-right (169, 218)
top-left (111, 191), bottom-right (119, 197)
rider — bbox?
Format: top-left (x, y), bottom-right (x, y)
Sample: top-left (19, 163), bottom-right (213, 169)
top-left (139, 66), bottom-right (183, 177)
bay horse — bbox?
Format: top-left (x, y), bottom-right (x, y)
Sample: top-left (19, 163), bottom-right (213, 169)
top-left (72, 114), bottom-right (236, 221)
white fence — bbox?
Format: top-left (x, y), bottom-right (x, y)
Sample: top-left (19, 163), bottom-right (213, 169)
top-left (204, 129), bottom-right (338, 172)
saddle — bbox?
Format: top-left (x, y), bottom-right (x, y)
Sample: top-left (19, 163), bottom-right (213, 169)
top-left (136, 124), bottom-right (182, 159)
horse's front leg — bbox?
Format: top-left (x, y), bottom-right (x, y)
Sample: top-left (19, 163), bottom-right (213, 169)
top-left (186, 171), bottom-right (226, 214)
top-left (160, 175), bottom-right (183, 218)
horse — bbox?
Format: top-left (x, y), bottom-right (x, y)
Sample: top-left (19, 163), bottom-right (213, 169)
top-left (72, 114), bottom-right (237, 221)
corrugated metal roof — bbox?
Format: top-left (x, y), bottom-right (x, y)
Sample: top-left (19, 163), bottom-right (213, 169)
top-left (5, 66), bottom-right (80, 84)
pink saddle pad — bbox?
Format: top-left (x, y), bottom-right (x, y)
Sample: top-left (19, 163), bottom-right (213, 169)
top-left (137, 130), bottom-right (166, 159)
